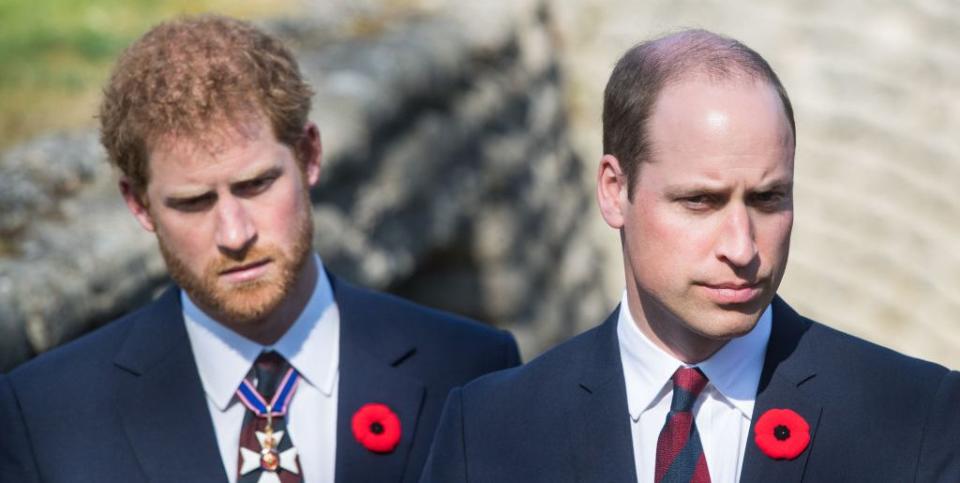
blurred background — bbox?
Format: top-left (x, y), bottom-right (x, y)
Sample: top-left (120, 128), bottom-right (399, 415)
top-left (1, 0), bottom-right (958, 371)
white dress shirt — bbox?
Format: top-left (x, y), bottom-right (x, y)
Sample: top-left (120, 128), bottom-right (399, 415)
top-left (617, 290), bottom-right (771, 483)
top-left (183, 254), bottom-right (340, 483)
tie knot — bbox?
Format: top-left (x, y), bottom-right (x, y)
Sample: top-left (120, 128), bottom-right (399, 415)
top-left (255, 350), bottom-right (284, 371)
top-left (669, 367), bottom-right (708, 412)
top-left (250, 351), bottom-right (290, 397)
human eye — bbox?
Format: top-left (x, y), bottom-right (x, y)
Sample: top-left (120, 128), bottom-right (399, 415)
top-left (234, 173), bottom-right (278, 197)
top-left (750, 189), bottom-right (790, 211)
top-left (677, 193), bottom-right (720, 212)
top-left (167, 193), bottom-right (216, 213)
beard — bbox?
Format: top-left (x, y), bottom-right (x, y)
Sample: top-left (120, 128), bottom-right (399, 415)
top-left (157, 204), bottom-right (314, 325)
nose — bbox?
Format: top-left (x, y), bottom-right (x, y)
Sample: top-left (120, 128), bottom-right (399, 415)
top-left (715, 203), bottom-right (758, 268)
top-left (214, 195), bottom-right (256, 258)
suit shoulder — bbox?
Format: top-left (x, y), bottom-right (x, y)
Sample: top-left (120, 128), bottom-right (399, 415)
top-left (338, 280), bottom-right (515, 348)
top-left (2, 299), bottom-right (161, 411)
top-left (335, 280), bottom-right (519, 385)
top-left (792, 316), bottom-right (952, 406)
top-left (806, 319), bottom-right (948, 377)
top-left (6, 306), bottom-right (146, 383)
top-left (461, 322), bottom-right (604, 398)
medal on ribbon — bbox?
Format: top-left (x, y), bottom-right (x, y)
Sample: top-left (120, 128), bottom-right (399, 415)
top-left (236, 367), bottom-right (302, 482)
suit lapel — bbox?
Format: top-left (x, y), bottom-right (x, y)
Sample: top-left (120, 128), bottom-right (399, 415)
top-left (114, 287), bottom-right (228, 482)
top-left (740, 297), bottom-right (822, 483)
top-left (332, 276), bottom-right (425, 483)
top-left (569, 308), bottom-right (638, 483)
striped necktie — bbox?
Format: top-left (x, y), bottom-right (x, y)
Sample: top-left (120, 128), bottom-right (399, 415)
top-left (654, 367), bottom-right (711, 483)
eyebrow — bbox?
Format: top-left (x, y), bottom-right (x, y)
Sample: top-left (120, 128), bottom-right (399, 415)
top-left (664, 178), bottom-right (793, 197)
top-left (751, 179), bottom-right (793, 192)
top-left (232, 165), bottom-right (282, 187)
top-left (162, 162), bottom-right (284, 204)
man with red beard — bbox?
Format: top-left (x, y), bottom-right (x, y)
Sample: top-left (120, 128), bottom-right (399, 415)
top-left (0, 15), bottom-right (519, 483)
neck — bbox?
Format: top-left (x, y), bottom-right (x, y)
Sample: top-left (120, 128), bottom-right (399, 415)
top-left (237, 256), bottom-right (319, 346)
top-left (625, 282), bottom-right (728, 364)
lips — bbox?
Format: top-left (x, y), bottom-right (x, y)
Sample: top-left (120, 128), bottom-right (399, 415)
top-left (699, 281), bottom-right (763, 304)
top-left (219, 258), bottom-right (272, 283)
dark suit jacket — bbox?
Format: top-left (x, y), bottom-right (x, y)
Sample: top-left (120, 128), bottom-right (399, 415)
top-left (0, 274), bottom-right (520, 483)
top-left (421, 297), bottom-right (960, 482)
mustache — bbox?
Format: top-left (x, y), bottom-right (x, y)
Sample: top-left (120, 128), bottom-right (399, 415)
top-left (207, 245), bottom-right (280, 276)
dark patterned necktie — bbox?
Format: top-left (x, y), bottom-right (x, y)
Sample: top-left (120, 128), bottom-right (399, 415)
top-left (654, 367), bottom-right (712, 483)
top-left (237, 351), bottom-right (303, 483)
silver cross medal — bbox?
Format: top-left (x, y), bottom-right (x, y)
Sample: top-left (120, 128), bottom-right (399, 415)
top-left (239, 406), bottom-right (300, 483)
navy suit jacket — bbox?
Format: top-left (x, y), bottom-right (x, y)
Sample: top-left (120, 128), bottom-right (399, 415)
top-left (0, 274), bottom-right (520, 483)
top-left (421, 297), bottom-right (960, 482)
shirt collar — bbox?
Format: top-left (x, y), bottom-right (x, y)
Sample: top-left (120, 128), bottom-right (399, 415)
top-left (617, 290), bottom-right (771, 420)
top-left (183, 254), bottom-right (340, 411)
top-left (697, 302), bottom-right (771, 419)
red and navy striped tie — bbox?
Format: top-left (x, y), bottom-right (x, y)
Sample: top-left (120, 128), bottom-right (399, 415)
top-left (654, 367), bottom-right (711, 483)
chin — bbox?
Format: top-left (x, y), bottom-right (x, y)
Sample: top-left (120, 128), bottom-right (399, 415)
top-left (212, 283), bottom-right (288, 323)
top-left (690, 307), bottom-right (762, 340)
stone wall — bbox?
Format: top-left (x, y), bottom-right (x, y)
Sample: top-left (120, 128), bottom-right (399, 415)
top-left (0, 0), bottom-right (610, 371)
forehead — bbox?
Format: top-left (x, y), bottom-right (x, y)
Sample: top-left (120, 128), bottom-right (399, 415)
top-left (643, 76), bottom-right (794, 177)
top-left (649, 76), bottom-right (793, 154)
top-left (145, 120), bottom-right (286, 191)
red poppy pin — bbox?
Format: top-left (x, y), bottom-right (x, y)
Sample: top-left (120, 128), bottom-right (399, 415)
top-left (754, 408), bottom-right (810, 460)
top-left (352, 403), bottom-right (402, 453)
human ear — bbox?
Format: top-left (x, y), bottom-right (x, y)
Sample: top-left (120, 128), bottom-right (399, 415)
top-left (119, 177), bottom-right (156, 233)
top-left (596, 154), bottom-right (629, 229)
top-left (299, 122), bottom-right (323, 187)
